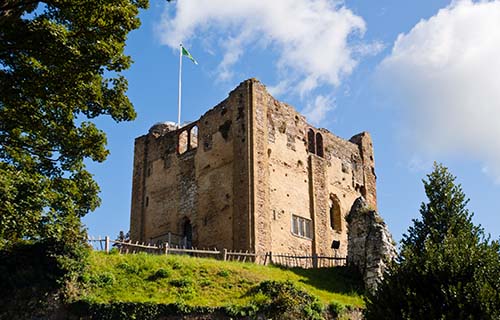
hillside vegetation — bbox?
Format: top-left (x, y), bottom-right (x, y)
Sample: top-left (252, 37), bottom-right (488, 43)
top-left (73, 250), bottom-right (364, 318)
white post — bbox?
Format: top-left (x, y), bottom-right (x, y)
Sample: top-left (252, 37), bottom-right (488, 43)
top-left (177, 43), bottom-right (183, 129)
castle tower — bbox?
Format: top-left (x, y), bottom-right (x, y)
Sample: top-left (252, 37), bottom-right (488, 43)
top-left (130, 79), bottom-right (377, 258)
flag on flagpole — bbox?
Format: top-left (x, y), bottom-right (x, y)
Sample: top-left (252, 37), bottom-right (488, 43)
top-left (181, 45), bottom-right (198, 65)
top-left (177, 44), bottom-right (198, 128)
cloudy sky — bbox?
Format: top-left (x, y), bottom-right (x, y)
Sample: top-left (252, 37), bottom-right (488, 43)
top-left (84, 0), bottom-right (500, 243)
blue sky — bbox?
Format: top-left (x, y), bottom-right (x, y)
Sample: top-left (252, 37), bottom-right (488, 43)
top-left (83, 0), bottom-right (500, 243)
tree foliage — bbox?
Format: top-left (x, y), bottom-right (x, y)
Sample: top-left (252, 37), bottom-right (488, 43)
top-left (0, 0), bottom-right (148, 244)
top-left (365, 163), bottom-right (500, 319)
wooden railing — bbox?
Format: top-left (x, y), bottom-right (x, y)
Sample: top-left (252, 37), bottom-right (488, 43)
top-left (87, 236), bottom-right (346, 268)
top-left (265, 252), bottom-right (346, 268)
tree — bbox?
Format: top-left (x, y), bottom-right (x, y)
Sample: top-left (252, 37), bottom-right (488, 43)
top-left (365, 163), bottom-right (500, 319)
top-left (0, 0), bottom-right (148, 244)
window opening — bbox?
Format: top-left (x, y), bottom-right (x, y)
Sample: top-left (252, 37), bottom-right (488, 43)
top-left (178, 130), bottom-right (188, 154)
top-left (189, 125), bottom-right (198, 150)
top-left (307, 129), bottom-right (315, 154)
top-left (291, 214), bottom-right (312, 239)
top-left (307, 128), bottom-right (324, 158)
top-left (330, 194), bottom-right (342, 231)
top-left (316, 132), bottom-right (324, 157)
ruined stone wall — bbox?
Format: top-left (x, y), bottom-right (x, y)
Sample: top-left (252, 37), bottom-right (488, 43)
top-left (130, 78), bottom-right (378, 258)
top-left (347, 197), bottom-right (396, 291)
top-left (129, 83), bottom-right (253, 250)
top-left (251, 80), bottom-right (377, 258)
top-left (195, 82), bottom-right (253, 250)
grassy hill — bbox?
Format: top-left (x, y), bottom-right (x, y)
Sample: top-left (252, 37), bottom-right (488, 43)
top-left (72, 250), bottom-right (364, 319)
top-left (0, 244), bottom-right (364, 319)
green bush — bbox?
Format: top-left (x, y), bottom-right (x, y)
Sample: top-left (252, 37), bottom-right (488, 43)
top-left (250, 280), bottom-right (324, 320)
top-left (0, 240), bottom-right (90, 318)
top-left (71, 301), bottom-right (213, 320)
top-left (217, 269), bottom-right (231, 277)
top-left (328, 301), bottom-right (346, 318)
top-left (169, 277), bottom-right (192, 288)
top-left (117, 262), bottom-right (140, 275)
top-left (147, 268), bottom-right (170, 281)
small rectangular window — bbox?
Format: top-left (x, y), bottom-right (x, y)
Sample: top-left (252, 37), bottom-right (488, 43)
top-left (291, 214), bottom-right (312, 239)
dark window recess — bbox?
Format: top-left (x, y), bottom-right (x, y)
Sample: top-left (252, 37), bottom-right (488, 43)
top-left (203, 134), bottom-right (213, 151)
top-left (145, 196), bottom-right (149, 207)
top-left (218, 120), bottom-right (232, 140)
top-left (316, 132), bottom-right (324, 157)
top-left (307, 129), bottom-right (315, 153)
top-left (307, 128), bottom-right (324, 158)
top-left (330, 195), bottom-right (342, 231)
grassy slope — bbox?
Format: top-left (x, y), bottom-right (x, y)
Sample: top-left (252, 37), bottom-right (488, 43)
top-left (79, 251), bottom-right (364, 309)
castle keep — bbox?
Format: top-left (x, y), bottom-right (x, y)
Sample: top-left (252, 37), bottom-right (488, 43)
top-left (130, 78), bottom-right (377, 258)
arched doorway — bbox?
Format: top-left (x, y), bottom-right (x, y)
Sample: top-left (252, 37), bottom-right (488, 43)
top-left (182, 218), bottom-right (193, 249)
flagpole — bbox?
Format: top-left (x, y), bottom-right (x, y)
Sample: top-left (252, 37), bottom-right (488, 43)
top-left (177, 43), bottom-right (183, 129)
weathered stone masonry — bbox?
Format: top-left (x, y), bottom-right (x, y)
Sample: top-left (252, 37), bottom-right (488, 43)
top-left (130, 78), bottom-right (378, 259)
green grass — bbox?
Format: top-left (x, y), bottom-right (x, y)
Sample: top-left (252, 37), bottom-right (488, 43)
top-left (78, 251), bottom-right (364, 310)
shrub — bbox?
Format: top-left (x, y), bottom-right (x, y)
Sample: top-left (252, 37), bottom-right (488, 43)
top-left (148, 268), bottom-right (170, 281)
top-left (169, 277), bottom-right (192, 288)
top-left (328, 301), bottom-right (346, 318)
top-left (117, 262), bottom-right (140, 275)
top-left (250, 280), bottom-right (324, 320)
top-left (217, 269), bottom-right (231, 277)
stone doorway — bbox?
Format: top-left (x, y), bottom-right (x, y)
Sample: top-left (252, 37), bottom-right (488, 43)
top-left (183, 219), bottom-right (193, 249)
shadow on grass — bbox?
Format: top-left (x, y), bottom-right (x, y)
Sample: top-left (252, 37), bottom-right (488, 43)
top-left (284, 266), bottom-right (364, 295)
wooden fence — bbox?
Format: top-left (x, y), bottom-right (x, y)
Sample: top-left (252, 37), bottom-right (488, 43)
top-left (266, 252), bottom-right (346, 268)
top-left (87, 236), bottom-right (346, 268)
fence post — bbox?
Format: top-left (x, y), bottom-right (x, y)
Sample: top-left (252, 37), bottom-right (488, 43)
top-left (312, 253), bottom-right (318, 268)
top-left (105, 236), bottom-right (110, 254)
top-left (220, 248), bottom-right (227, 261)
top-left (269, 251), bottom-right (273, 265)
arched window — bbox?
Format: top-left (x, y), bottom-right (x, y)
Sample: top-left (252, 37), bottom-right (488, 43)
top-left (307, 129), bottom-right (315, 154)
top-left (316, 132), bottom-right (324, 157)
top-left (178, 130), bottom-right (188, 154)
top-left (307, 128), bottom-right (324, 158)
top-left (189, 125), bottom-right (198, 150)
top-left (330, 194), bottom-right (342, 231)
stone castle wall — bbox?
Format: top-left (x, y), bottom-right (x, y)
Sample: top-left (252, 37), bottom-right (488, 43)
top-left (250, 80), bottom-right (376, 258)
top-left (130, 78), bottom-right (378, 258)
top-left (130, 82), bottom-right (254, 250)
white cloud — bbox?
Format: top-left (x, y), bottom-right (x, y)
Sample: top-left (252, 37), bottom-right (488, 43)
top-left (377, 0), bottom-right (500, 181)
top-left (157, 0), bottom-right (380, 123)
top-left (301, 94), bottom-right (335, 125)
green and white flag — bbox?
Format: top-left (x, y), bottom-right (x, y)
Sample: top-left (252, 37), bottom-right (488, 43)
top-left (181, 45), bottom-right (198, 65)
top-left (177, 43), bottom-right (198, 128)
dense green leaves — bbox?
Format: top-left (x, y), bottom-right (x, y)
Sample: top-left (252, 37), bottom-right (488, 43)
top-left (0, 0), bottom-right (148, 244)
top-left (365, 163), bottom-right (500, 319)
